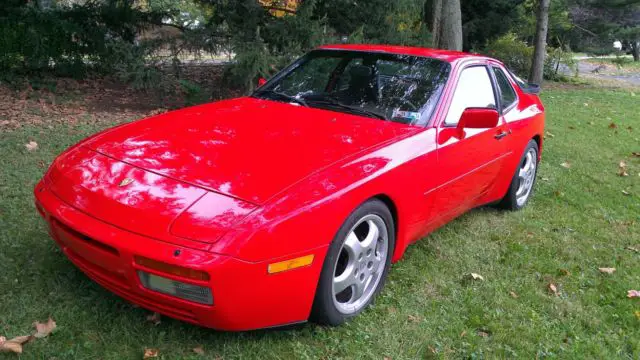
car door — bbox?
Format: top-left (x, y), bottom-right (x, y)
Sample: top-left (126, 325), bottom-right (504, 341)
top-left (430, 63), bottom-right (510, 223)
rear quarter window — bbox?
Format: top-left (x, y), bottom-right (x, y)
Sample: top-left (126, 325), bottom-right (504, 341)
top-left (492, 67), bottom-right (518, 111)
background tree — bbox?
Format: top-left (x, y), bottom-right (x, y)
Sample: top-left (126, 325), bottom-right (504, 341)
top-left (529, 0), bottom-right (551, 84)
top-left (571, 0), bottom-right (640, 61)
top-left (460, 0), bottom-right (526, 51)
top-left (426, 0), bottom-right (463, 50)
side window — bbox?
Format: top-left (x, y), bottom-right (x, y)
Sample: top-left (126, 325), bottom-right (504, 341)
top-left (492, 67), bottom-right (517, 111)
top-left (444, 66), bottom-right (496, 126)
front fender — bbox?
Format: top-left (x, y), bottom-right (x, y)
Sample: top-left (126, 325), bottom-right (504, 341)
top-left (208, 129), bottom-right (438, 264)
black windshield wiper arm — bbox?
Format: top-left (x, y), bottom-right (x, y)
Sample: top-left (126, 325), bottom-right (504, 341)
top-left (304, 95), bottom-right (387, 120)
top-left (255, 89), bottom-right (308, 107)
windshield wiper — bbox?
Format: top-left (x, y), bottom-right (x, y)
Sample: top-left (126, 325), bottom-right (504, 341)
top-left (304, 95), bottom-right (388, 120)
top-left (255, 89), bottom-right (308, 107)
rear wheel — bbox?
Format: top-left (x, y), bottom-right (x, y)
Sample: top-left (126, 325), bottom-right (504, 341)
top-left (310, 199), bottom-right (394, 326)
top-left (498, 139), bottom-right (539, 210)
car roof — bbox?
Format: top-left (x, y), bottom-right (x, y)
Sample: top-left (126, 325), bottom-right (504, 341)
top-left (317, 44), bottom-right (491, 63)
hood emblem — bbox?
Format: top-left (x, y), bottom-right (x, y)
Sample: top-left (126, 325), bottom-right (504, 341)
top-left (118, 178), bottom-right (135, 187)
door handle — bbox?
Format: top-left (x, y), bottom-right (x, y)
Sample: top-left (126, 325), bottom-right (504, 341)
top-left (494, 130), bottom-right (510, 140)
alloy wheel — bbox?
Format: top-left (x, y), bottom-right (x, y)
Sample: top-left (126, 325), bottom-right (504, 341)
top-left (516, 147), bottom-right (537, 206)
top-left (332, 214), bottom-right (388, 314)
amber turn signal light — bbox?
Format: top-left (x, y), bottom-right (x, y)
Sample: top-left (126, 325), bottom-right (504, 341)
top-left (268, 254), bottom-right (314, 274)
top-left (134, 256), bottom-right (210, 281)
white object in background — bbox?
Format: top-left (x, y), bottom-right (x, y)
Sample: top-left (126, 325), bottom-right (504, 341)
top-left (613, 41), bottom-right (622, 51)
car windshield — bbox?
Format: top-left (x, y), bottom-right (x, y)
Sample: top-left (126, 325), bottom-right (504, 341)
top-left (252, 49), bottom-right (451, 126)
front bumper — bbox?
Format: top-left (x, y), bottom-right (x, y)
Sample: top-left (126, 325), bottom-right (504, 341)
top-left (34, 180), bottom-right (327, 331)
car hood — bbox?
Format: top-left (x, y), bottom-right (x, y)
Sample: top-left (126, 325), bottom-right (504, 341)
top-left (48, 147), bottom-right (257, 247)
top-left (84, 97), bottom-right (418, 204)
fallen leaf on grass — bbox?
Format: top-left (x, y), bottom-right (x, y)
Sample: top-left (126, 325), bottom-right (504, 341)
top-left (0, 335), bottom-right (33, 354)
top-left (554, 190), bottom-right (564, 197)
top-left (460, 330), bottom-right (467, 337)
top-left (545, 131), bottom-right (555, 138)
top-left (25, 141), bottom-right (38, 151)
top-left (619, 161), bottom-right (629, 177)
top-left (622, 190), bottom-right (631, 196)
top-left (143, 348), bottom-right (159, 359)
top-left (609, 122), bottom-right (618, 129)
top-left (632, 152), bottom-right (640, 157)
top-left (541, 177), bottom-right (550, 182)
top-left (560, 162), bottom-right (571, 169)
top-left (568, 126), bottom-right (576, 130)
top-left (33, 318), bottom-right (56, 338)
top-left (407, 314), bottom-right (421, 323)
top-left (146, 312), bottom-right (161, 326)
top-left (548, 283), bottom-right (559, 296)
top-left (598, 267), bottom-right (616, 274)
top-left (635, 311), bottom-right (640, 320)
top-left (559, 269), bottom-right (571, 276)
top-left (509, 291), bottom-right (519, 299)
top-left (477, 329), bottom-right (490, 337)
top-left (467, 273), bottom-right (485, 281)
top-left (625, 245), bottom-right (639, 253)
top-left (628, 290), bottom-right (640, 298)
top-left (193, 346), bottom-right (205, 355)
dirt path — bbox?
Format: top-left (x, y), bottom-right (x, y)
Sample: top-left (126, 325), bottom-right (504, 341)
top-left (562, 58), bottom-right (640, 86)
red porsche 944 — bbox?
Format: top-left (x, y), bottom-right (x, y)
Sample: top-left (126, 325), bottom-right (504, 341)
top-left (35, 44), bottom-right (544, 330)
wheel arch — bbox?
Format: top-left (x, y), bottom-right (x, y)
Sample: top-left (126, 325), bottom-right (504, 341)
top-left (369, 193), bottom-right (410, 262)
top-left (372, 194), bottom-right (398, 237)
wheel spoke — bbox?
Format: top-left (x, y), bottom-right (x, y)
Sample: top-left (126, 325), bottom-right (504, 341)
top-left (344, 232), bottom-right (363, 258)
top-left (334, 266), bottom-right (356, 294)
top-left (352, 279), bottom-right (365, 300)
top-left (518, 167), bottom-right (527, 180)
top-left (370, 253), bottom-right (382, 272)
top-left (524, 152), bottom-right (533, 172)
top-left (360, 220), bottom-right (379, 251)
top-left (516, 180), bottom-right (527, 197)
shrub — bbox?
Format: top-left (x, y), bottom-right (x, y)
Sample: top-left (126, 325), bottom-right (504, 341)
top-left (544, 46), bottom-right (577, 80)
top-left (610, 54), bottom-right (632, 68)
top-left (482, 33), bottom-right (533, 77)
top-left (0, 1), bottom-right (166, 79)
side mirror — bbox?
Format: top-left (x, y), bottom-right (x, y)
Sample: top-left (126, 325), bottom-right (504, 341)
top-left (457, 108), bottom-right (499, 129)
top-left (257, 77), bottom-right (267, 87)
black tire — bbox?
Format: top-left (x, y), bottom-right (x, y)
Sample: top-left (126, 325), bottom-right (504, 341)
top-left (498, 139), bottom-right (539, 210)
top-left (310, 199), bottom-right (395, 326)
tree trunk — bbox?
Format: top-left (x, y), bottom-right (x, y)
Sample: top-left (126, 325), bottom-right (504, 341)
top-left (632, 41), bottom-right (640, 62)
top-left (430, 0), bottom-right (443, 49)
top-left (529, 0), bottom-right (551, 85)
top-left (430, 0), bottom-right (462, 51)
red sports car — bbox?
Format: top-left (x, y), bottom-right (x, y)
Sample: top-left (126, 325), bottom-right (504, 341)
top-left (35, 44), bottom-right (544, 331)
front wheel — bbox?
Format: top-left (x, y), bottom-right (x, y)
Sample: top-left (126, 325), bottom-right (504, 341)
top-left (498, 139), bottom-right (539, 210)
top-left (310, 199), bottom-right (395, 326)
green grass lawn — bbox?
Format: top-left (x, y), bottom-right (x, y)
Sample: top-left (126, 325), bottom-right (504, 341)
top-left (1, 86), bottom-right (639, 359)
